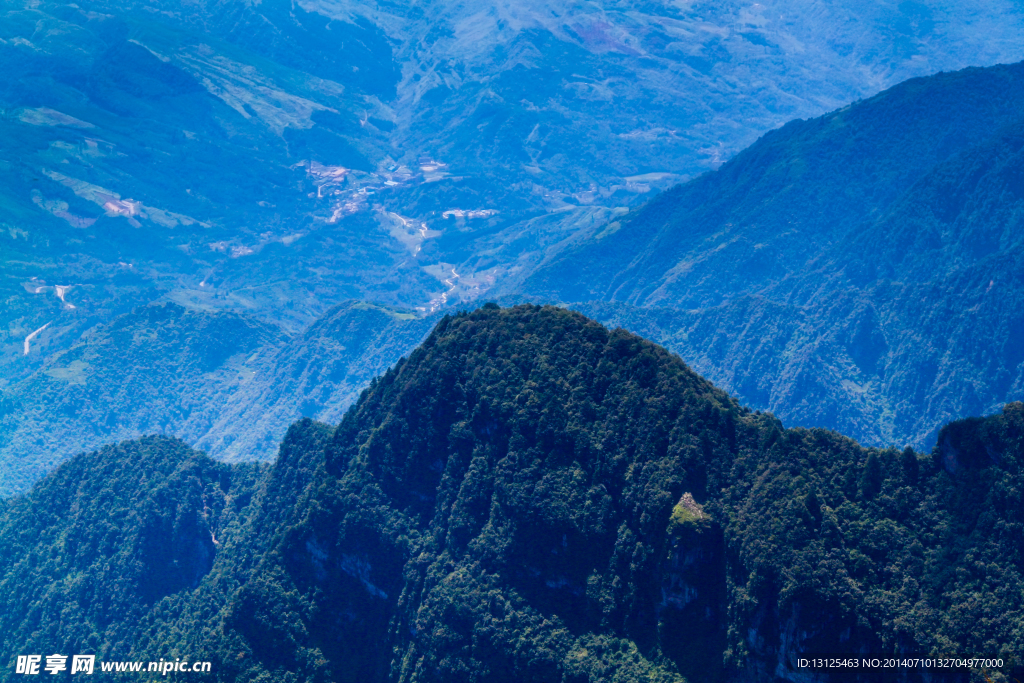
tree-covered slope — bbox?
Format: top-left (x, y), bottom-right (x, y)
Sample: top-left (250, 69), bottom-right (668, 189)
top-left (0, 300), bottom-right (437, 495)
top-left (1, 305), bottom-right (1021, 682)
top-left (0, 435), bottom-right (265, 667)
top-left (194, 300), bottom-right (440, 463)
top-left (521, 62), bottom-right (1024, 449)
top-left (523, 62), bottom-right (1024, 308)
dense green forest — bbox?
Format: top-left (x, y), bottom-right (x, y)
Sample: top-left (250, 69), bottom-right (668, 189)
top-left (1, 305), bottom-right (1021, 682)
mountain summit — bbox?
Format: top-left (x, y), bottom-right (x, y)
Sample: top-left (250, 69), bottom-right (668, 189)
top-left (1, 305), bottom-right (1021, 682)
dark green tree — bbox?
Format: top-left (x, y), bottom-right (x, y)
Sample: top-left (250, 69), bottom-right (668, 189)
top-left (901, 445), bottom-right (919, 483)
top-left (860, 450), bottom-right (883, 500)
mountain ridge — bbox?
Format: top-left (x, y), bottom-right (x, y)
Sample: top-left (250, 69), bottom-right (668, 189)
top-left (1, 304), bottom-right (1021, 682)
top-left (518, 61), bottom-right (1024, 450)
top-left (520, 61), bottom-right (1024, 308)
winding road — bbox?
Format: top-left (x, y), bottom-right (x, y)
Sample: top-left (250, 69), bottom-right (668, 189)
top-left (23, 322), bottom-right (52, 356)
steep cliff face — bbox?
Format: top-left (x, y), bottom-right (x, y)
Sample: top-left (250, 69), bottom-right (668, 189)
top-left (659, 513), bottom-right (728, 682)
top-left (0, 306), bottom-right (1021, 682)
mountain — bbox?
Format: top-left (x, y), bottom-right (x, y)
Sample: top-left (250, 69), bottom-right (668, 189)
top-left (193, 300), bottom-right (439, 462)
top-left (0, 300), bottom-right (437, 495)
top-left (1, 305), bottom-right (1021, 682)
top-left (8, 0), bottom-right (1024, 386)
top-left (0, 436), bottom-right (267, 667)
top-left (521, 62), bottom-right (1024, 449)
top-left (5, 56), bottom-right (1024, 498)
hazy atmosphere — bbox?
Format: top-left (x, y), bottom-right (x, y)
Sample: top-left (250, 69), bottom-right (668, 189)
top-left (1, 0), bottom-right (1023, 680)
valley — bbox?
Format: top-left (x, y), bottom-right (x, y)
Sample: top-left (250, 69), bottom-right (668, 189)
top-left (2, 0), bottom-right (1024, 492)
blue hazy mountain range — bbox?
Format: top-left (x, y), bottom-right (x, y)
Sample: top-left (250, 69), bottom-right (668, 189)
top-left (6, 0), bottom-right (1024, 348)
top-left (520, 62), bottom-right (1024, 451)
top-left (3, 0), bottom-right (1024, 492)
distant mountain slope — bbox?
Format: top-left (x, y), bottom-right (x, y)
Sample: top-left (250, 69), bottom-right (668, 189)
top-left (195, 301), bottom-right (439, 462)
top-left (6, 0), bottom-right (1024, 492)
top-left (522, 62), bottom-right (1024, 448)
top-left (523, 62), bottom-right (1024, 307)
top-left (0, 304), bottom-right (281, 494)
top-left (0, 305), bottom-right (1022, 682)
top-left (0, 301), bottom-right (435, 496)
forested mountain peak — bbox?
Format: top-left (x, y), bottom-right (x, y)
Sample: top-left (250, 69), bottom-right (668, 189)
top-left (1, 305), bottom-right (1021, 682)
